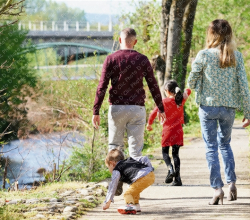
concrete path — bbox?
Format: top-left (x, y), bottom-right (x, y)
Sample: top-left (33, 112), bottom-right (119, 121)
top-left (81, 121), bottom-right (250, 220)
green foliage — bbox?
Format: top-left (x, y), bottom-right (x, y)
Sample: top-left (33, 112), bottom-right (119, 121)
top-left (114, 0), bottom-right (161, 58)
top-left (61, 139), bottom-right (109, 182)
top-left (0, 23), bottom-right (37, 140)
top-left (24, 0), bottom-right (86, 22)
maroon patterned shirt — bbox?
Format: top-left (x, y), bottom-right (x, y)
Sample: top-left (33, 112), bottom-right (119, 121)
top-left (93, 49), bottom-right (164, 115)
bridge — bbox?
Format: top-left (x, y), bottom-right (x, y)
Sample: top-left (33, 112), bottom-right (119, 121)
top-left (19, 21), bottom-right (121, 79)
top-left (20, 21), bottom-right (121, 64)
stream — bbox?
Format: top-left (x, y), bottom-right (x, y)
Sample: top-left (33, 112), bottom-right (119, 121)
top-left (0, 132), bottom-right (84, 188)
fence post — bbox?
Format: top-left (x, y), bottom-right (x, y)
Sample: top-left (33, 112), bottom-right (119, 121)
top-left (40, 21), bottom-right (43, 31)
top-left (18, 22), bottom-right (21, 30)
top-left (98, 22), bottom-right (101, 31)
top-left (52, 21), bottom-right (55, 31)
top-left (87, 22), bottom-right (90, 31)
top-left (109, 20), bottom-right (112, 32)
top-left (64, 21), bottom-right (67, 31)
top-left (76, 21), bottom-right (78, 31)
top-left (29, 21), bottom-right (32, 30)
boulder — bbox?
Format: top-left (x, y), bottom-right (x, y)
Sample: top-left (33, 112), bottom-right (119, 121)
top-left (84, 196), bottom-right (95, 202)
top-left (26, 199), bottom-right (40, 204)
top-left (59, 190), bottom-right (74, 197)
top-left (95, 181), bottom-right (109, 189)
top-left (63, 206), bottom-right (77, 213)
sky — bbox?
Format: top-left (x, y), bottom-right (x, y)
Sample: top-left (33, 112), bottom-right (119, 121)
top-left (53, 0), bottom-right (159, 15)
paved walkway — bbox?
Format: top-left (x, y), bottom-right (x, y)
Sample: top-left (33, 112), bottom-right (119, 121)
top-left (81, 121), bottom-right (250, 220)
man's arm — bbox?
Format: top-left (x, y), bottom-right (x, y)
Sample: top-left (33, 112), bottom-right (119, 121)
top-left (143, 58), bottom-right (164, 113)
top-left (143, 58), bottom-right (166, 123)
top-left (92, 57), bottom-right (111, 128)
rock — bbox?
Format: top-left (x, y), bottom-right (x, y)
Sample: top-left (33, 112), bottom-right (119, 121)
top-left (87, 186), bottom-right (94, 191)
top-left (63, 206), bottom-right (77, 213)
top-left (86, 182), bottom-right (96, 186)
top-left (79, 188), bottom-right (93, 195)
top-left (66, 197), bottom-right (79, 201)
top-left (60, 190), bottom-right (74, 197)
top-left (6, 200), bottom-right (18, 205)
top-left (40, 197), bottom-right (50, 202)
top-left (63, 212), bottom-right (77, 219)
top-left (95, 181), bottom-right (109, 189)
top-left (48, 203), bottom-right (65, 208)
top-left (26, 199), bottom-right (40, 204)
top-left (75, 202), bottom-right (82, 207)
top-left (64, 201), bottom-right (77, 205)
top-left (65, 197), bottom-right (79, 201)
top-left (51, 191), bottom-right (57, 194)
top-left (50, 198), bottom-right (62, 202)
top-left (84, 196), bottom-right (95, 202)
top-left (95, 188), bottom-right (104, 196)
top-left (6, 199), bottom-right (25, 205)
top-left (31, 207), bottom-right (49, 212)
top-left (34, 214), bottom-right (47, 219)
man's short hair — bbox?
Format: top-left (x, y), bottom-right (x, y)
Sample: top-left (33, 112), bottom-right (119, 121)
top-left (120, 28), bottom-right (137, 44)
top-left (105, 149), bottom-right (125, 165)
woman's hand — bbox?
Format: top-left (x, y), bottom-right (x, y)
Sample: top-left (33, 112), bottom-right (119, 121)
top-left (146, 124), bottom-right (153, 131)
top-left (103, 200), bottom-right (111, 210)
top-left (242, 118), bottom-right (250, 128)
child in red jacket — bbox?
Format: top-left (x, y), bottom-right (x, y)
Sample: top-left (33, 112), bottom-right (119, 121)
top-left (147, 80), bottom-right (191, 186)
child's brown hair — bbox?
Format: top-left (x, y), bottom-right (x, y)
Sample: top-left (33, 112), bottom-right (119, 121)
top-left (105, 149), bottom-right (125, 166)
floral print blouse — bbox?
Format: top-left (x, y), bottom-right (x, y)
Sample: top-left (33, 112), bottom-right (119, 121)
top-left (187, 48), bottom-right (250, 119)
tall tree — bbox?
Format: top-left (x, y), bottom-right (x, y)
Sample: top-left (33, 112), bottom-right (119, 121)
top-left (0, 24), bottom-right (37, 141)
top-left (158, 0), bottom-right (198, 95)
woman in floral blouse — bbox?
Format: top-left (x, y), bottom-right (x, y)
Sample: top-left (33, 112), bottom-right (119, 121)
top-left (188, 19), bottom-right (250, 205)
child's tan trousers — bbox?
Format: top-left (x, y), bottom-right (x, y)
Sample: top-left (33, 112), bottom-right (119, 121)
top-left (123, 172), bottom-right (155, 204)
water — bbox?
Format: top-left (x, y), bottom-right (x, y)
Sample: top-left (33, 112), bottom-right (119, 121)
top-left (0, 132), bottom-right (85, 188)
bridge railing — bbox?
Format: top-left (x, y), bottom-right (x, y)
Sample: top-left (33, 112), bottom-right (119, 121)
top-left (18, 21), bottom-right (117, 32)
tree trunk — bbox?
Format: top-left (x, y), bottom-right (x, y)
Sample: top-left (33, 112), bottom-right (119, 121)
top-left (156, 0), bottom-right (172, 98)
top-left (180, 0), bottom-right (198, 91)
top-left (165, 0), bottom-right (189, 83)
top-left (160, 0), bottom-right (172, 58)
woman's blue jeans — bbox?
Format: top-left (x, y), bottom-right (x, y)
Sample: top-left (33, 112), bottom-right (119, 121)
top-left (199, 105), bottom-right (237, 189)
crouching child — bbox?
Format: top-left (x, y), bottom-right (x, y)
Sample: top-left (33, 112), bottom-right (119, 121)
top-left (103, 149), bottom-right (155, 214)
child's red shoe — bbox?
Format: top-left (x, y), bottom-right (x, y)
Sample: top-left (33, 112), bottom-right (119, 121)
top-left (117, 204), bottom-right (137, 214)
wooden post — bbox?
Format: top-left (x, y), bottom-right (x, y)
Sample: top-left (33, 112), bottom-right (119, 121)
top-left (14, 181), bottom-right (18, 191)
top-left (53, 163), bottom-right (56, 181)
top-left (2, 157), bottom-right (8, 189)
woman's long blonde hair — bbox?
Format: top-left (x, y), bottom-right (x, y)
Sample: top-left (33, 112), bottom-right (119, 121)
top-left (206, 19), bottom-right (236, 68)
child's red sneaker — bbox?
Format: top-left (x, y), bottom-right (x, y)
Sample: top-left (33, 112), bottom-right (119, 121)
top-left (117, 204), bottom-right (137, 214)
